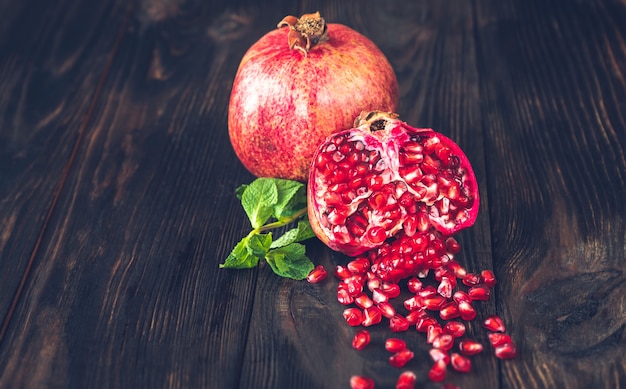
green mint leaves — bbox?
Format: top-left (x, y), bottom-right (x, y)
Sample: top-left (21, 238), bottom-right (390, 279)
top-left (220, 178), bottom-right (316, 280)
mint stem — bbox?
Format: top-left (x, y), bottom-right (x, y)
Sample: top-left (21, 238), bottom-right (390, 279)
top-left (249, 207), bottom-right (307, 236)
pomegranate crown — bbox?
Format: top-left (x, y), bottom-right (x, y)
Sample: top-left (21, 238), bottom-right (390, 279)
top-left (277, 12), bottom-right (329, 56)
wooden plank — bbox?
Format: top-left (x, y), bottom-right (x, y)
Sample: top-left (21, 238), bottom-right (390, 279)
top-left (475, 0), bottom-right (626, 388)
top-left (0, 1), bottom-right (269, 387)
top-left (238, 2), bottom-right (498, 388)
top-left (0, 0), bottom-right (127, 337)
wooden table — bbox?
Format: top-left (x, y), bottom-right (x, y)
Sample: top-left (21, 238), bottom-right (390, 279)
top-left (1, 0), bottom-right (625, 388)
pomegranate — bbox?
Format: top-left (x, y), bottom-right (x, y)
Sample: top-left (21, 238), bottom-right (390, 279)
top-left (228, 12), bottom-right (398, 181)
top-left (308, 111), bottom-right (479, 257)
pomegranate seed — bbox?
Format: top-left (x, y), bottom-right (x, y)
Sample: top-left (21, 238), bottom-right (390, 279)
top-left (447, 260), bottom-right (467, 279)
top-left (395, 371), bottom-right (416, 389)
top-left (443, 321), bottom-right (466, 338)
top-left (462, 273), bottom-right (480, 286)
top-left (367, 226), bottom-right (387, 243)
top-left (416, 315), bottom-right (438, 332)
top-left (453, 290), bottom-right (472, 304)
top-left (377, 301), bottom-right (397, 319)
top-left (352, 329), bottom-right (371, 350)
top-left (390, 314), bottom-right (410, 332)
top-left (426, 324), bottom-right (443, 344)
top-left (437, 276), bottom-right (454, 298)
top-left (494, 342), bottom-right (518, 359)
top-left (403, 295), bottom-right (423, 311)
top-left (406, 277), bottom-right (422, 293)
top-left (381, 282), bottom-right (401, 298)
top-left (489, 333), bottom-right (513, 347)
top-left (445, 237), bottom-right (461, 254)
top-left (432, 334), bottom-right (454, 350)
top-left (385, 338), bottom-right (407, 353)
top-left (483, 315), bottom-right (506, 332)
top-left (389, 349), bottom-right (414, 368)
top-left (468, 285), bottom-right (490, 301)
top-left (371, 288), bottom-right (388, 304)
top-left (458, 301), bottom-right (477, 321)
top-left (428, 359), bottom-right (447, 382)
top-left (405, 310), bottom-right (425, 325)
top-left (350, 375), bottom-right (375, 389)
top-left (337, 288), bottom-right (354, 305)
top-left (343, 308), bottom-right (364, 326)
top-left (348, 257), bottom-right (371, 274)
top-left (335, 265), bottom-right (352, 280)
top-left (423, 295), bottom-right (446, 310)
top-left (458, 339), bottom-right (484, 356)
top-left (417, 285), bottom-right (437, 298)
top-left (306, 265), bottom-right (328, 283)
top-left (362, 306), bottom-right (383, 326)
top-left (439, 301), bottom-right (461, 320)
top-left (481, 269), bottom-right (497, 287)
top-left (355, 293), bottom-right (374, 309)
top-left (451, 353), bottom-right (472, 373)
top-left (429, 348), bottom-right (450, 364)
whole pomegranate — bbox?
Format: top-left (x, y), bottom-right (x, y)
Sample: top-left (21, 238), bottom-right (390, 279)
top-left (308, 111), bottom-right (479, 257)
top-left (228, 12), bottom-right (398, 182)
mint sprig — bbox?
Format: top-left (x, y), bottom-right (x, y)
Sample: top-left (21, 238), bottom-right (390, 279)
top-left (220, 178), bottom-right (316, 280)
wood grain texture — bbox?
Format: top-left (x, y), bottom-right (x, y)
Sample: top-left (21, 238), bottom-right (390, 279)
top-left (0, 0), bottom-right (625, 388)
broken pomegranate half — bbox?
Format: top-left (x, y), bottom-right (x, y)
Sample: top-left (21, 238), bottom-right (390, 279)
top-left (308, 111), bottom-right (479, 256)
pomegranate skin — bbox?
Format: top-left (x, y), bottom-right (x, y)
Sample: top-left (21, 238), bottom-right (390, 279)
top-left (228, 21), bottom-right (398, 182)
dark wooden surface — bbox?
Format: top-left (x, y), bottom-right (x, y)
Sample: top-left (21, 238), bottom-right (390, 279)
top-left (1, 0), bottom-right (625, 388)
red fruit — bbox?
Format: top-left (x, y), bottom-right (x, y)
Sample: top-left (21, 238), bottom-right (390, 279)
top-left (377, 301), bottom-right (397, 319)
top-left (483, 315), bottom-right (506, 332)
top-left (350, 375), bottom-right (375, 389)
top-left (396, 371), bottom-right (416, 389)
top-left (458, 339), bottom-right (484, 356)
top-left (439, 301), bottom-right (461, 321)
top-left (432, 334), bottom-right (454, 351)
top-left (494, 342), bottom-right (518, 359)
top-left (229, 12), bottom-right (398, 182)
top-left (429, 348), bottom-right (450, 364)
top-left (451, 353), bottom-right (472, 373)
top-left (462, 273), bottom-right (481, 286)
top-left (389, 349), bottom-right (414, 368)
top-left (481, 269), bottom-right (497, 287)
top-left (427, 324), bottom-right (443, 344)
top-left (468, 285), bottom-right (490, 301)
top-left (390, 315), bottom-right (410, 332)
top-left (385, 338), bottom-right (407, 353)
top-left (458, 301), bottom-right (477, 321)
top-left (348, 257), bottom-right (371, 274)
top-left (306, 265), bottom-right (328, 283)
top-left (308, 111), bottom-right (480, 256)
top-left (407, 277), bottom-right (423, 293)
top-left (343, 308), bottom-right (364, 326)
top-left (362, 306), bottom-right (383, 327)
top-left (355, 293), bottom-right (374, 309)
top-left (352, 329), bottom-right (371, 350)
top-left (443, 321), bottom-right (466, 338)
top-left (488, 333), bottom-right (513, 347)
top-left (428, 359), bottom-right (447, 382)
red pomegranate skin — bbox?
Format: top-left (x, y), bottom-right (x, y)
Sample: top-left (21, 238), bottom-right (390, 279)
top-left (228, 23), bottom-right (398, 182)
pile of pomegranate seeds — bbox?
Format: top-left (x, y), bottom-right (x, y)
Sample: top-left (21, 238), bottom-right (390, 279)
top-left (307, 234), bottom-right (517, 388)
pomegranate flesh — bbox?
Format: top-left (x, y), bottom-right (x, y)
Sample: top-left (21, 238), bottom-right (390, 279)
top-left (308, 111), bottom-right (479, 256)
top-left (229, 12), bottom-right (398, 181)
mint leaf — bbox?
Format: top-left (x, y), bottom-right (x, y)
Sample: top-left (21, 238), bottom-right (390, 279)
top-left (273, 179), bottom-right (305, 220)
top-left (270, 220), bottom-right (315, 249)
top-left (246, 233), bottom-right (272, 257)
top-left (241, 178), bottom-right (279, 229)
top-left (220, 236), bottom-right (260, 269)
top-left (235, 184), bottom-right (248, 200)
top-left (265, 243), bottom-right (314, 280)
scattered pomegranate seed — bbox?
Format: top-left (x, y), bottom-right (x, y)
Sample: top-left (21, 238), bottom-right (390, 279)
top-left (432, 334), bottom-right (454, 351)
top-left (362, 306), bottom-right (383, 327)
top-left (395, 371), bottom-right (416, 389)
top-left (451, 353), bottom-right (472, 373)
top-left (415, 315), bottom-right (438, 332)
top-left (423, 295), bottom-right (447, 310)
top-left (335, 265), bottom-right (353, 280)
top-left (426, 324), bottom-right (444, 344)
top-left (385, 338), bottom-right (407, 353)
top-left (428, 359), bottom-right (447, 382)
top-left (468, 285), bottom-right (490, 301)
top-left (488, 333), bottom-right (513, 347)
top-left (371, 288), bottom-right (388, 304)
top-left (429, 348), bottom-right (450, 364)
top-left (417, 285), bottom-right (437, 298)
top-left (348, 257), bottom-right (371, 274)
top-left (389, 349), bottom-right (414, 368)
top-left (377, 301), bottom-right (396, 319)
top-left (343, 308), bottom-right (364, 326)
top-left (439, 301), bottom-right (461, 320)
top-left (403, 295), bottom-right (422, 311)
top-left (355, 293), bottom-right (374, 309)
top-left (337, 287), bottom-right (355, 305)
top-left (443, 321), bottom-right (466, 338)
top-left (404, 310), bottom-right (424, 325)
top-left (389, 314), bottom-right (410, 332)
top-left (352, 330), bottom-right (371, 350)
top-left (453, 290), bottom-right (471, 304)
top-left (407, 277), bottom-right (423, 293)
top-left (462, 273), bottom-right (480, 286)
top-left (306, 265), bottom-right (328, 283)
top-left (480, 269), bottom-right (497, 287)
top-left (381, 282), bottom-right (401, 298)
top-left (437, 276), bottom-right (454, 298)
top-left (350, 375), bottom-right (375, 389)
top-left (483, 315), bottom-right (506, 332)
top-left (458, 339), bottom-right (484, 356)
top-left (458, 301), bottom-right (477, 321)
top-left (494, 342), bottom-right (518, 359)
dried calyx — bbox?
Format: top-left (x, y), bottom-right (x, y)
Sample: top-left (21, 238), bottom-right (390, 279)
top-left (277, 12), bottom-right (329, 55)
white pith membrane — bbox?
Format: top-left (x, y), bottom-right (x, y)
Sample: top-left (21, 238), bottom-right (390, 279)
top-left (312, 117), bottom-right (475, 255)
